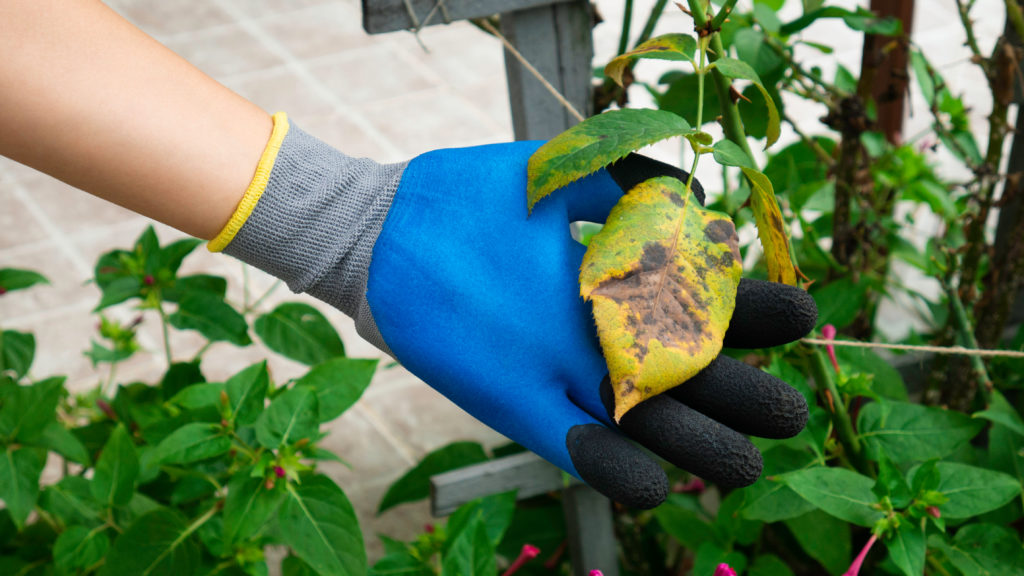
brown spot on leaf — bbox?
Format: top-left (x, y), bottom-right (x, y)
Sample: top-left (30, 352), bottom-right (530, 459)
top-left (704, 220), bottom-right (734, 244)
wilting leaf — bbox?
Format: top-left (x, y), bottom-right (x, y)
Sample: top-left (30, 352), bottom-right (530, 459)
top-left (580, 177), bottom-right (741, 421)
top-left (605, 33), bottom-right (698, 86)
top-left (741, 168), bottom-right (797, 285)
top-left (713, 57), bottom-right (781, 147)
top-left (527, 109), bottom-right (691, 211)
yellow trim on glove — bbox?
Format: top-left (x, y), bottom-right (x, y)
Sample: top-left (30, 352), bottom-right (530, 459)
top-left (209, 111), bottom-right (290, 252)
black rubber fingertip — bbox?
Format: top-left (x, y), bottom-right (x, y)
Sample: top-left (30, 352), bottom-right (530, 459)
top-left (566, 424), bottom-right (668, 509)
top-left (724, 278), bottom-right (818, 349)
top-left (672, 356), bottom-right (809, 439)
top-left (619, 396), bottom-right (763, 488)
top-left (607, 153), bottom-right (706, 205)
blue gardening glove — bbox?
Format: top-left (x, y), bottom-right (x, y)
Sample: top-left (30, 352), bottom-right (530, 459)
top-left (213, 113), bottom-right (817, 509)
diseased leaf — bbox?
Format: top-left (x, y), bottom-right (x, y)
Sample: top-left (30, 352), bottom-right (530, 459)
top-left (741, 168), bottom-right (797, 285)
top-left (527, 109), bottom-right (692, 211)
top-left (580, 177), bottom-right (741, 421)
top-left (713, 57), bottom-right (781, 147)
top-left (605, 33), bottom-right (698, 86)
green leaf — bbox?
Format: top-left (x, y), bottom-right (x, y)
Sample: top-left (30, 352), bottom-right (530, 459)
top-left (885, 519), bottom-right (925, 576)
top-left (740, 476), bottom-right (816, 522)
top-left (153, 422), bottom-right (232, 464)
top-left (654, 494), bottom-right (712, 549)
top-left (168, 292), bottom-right (251, 346)
top-left (658, 72), bottom-right (720, 129)
top-left (930, 523), bottom-right (1024, 575)
top-left (168, 382), bottom-right (225, 410)
top-left (54, 525), bottom-right (110, 574)
top-left (781, 466), bottom-right (884, 527)
top-left (0, 447), bottom-right (44, 529)
top-left (163, 274), bottom-right (228, 303)
top-left (580, 176), bottom-right (741, 421)
top-left (279, 475), bottom-right (366, 576)
top-left (223, 472), bottom-right (285, 547)
top-left (91, 424), bottom-right (139, 507)
top-left (284, 555), bottom-right (322, 576)
top-left (693, 541), bottom-right (746, 576)
top-left (441, 515), bottom-right (496, 576)
top-left (930, 462), bottom-right (1021, 519)
top-left (712, 57), bottom-right (780, 147)
top-left (835, 346), bottom-right (908, 401)
top-left (38, 476), bottom-right (104, 528)
top-left (94, 275), bottom-right (143, 311)
top-left (444, 491), bottom-right (516, 551)
top-left (0, 330), bottom-right (35, 381)
top-left (604, 33), bottom-right (698, 86)
top-left (713, 140), bottom-right (756, 169)
top-left (733, 28), bottom-right (784, 77)
top-left (226, 361), bottom-right (269, 427)
top-left (160, 361), bottom-right (204, 401)
top-left (527, 109), bottom-right (692, 210)
top-left (85, 339), bottom-right (135, 367)
top-left (975, 389), bottom-right (1024, 436)
top-left (32, 420), bottom-right (91, 465)
top-left (857, 401), bottom-right (984, 462)
top-left (0, 269), bottom-right (49, 293)
top-left (748, 554), bottom-right (795, 576)
top-left (811, 278), bottom-right (868, 329)
top-left (873, 450), bottom-right (912, 507)
top-left (0, 376), bottom-right (64, 442)
top-left (783, 509), bottom-right (850, 575)
top-left (158, 238), bottom-right (203, 275)
top-left (100, 509), bottom-right (202, 576)
top-left (256, 387), bottom-right (319, 449)
top-left (254, 303), bottom-right (345, 366)
top-left (780, 7), bottom-right (902, 36)
top-left (741, 168), bottom-right (797, 285)
top-left (295, 358), bottom-right (378, 422)
top-left (378, 442), bottom-right (488, 514)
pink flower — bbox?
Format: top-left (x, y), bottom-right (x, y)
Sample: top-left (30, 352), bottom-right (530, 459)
top-left (844, 534), bottom-right (878, 576)
top-left (822, 324), bottom-right (840, 373)
top-left (273, 466), bottom-right (286, 478)
top-left (675, 478), bottom-right (706, 493)
top-left (714, 563), bottom-right (737, 576)
top-left (927, 506), bottom-right (941, 518)
top-left (589, 571), bottom-right (604, 576)
top-left (501, 544), bottom-right (540, 576)
top-left (143, 275), bottom-right (155, 286)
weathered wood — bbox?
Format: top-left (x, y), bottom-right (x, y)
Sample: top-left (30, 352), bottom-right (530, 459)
top-left (563, 485), bottom-right (620, 576)
top-left (429, 452), bottom-right (579, 516)
top-left (501, 1), bottom-right (593, 140)
top-left (362, 0), bottom-right (566, 34)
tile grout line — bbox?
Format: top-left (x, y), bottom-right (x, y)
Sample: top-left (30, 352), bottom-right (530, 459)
top-left (8, 181), bottom-right (93, 279)
top-left (355, 403), bottom-right (419, 466)
top-left (210, 0), bottom-right (407, 160)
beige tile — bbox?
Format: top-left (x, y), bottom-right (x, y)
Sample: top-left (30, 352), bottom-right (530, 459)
top-left (223, 68), bottom-right (336, 117)
top-left (0, 187), bottom-right (48, 251)
top-left (257, 2), bottom-right (380, 61)
top-left (343, 479), bottom-right (434, 563)
top-left (318, 407), bottom-right (414, 488)
top-left (361, 380), bottom-right (506, 456)
top-left (220, 0), bottom-right (341, 19)
top-left (457, 75), bottom-right (514, 137)
top-left (0, 242), bottom-right (95, 322)
top-left (163, 24), bottom-right (285, 79)
top-left (392, 22), bottom-right (506, 89)
top-left (308, 45), bottom-right (439, 106)
top-left (359, 87), bottom-right (502, 157)
top-left (103, 0), bottom-right (233, 38)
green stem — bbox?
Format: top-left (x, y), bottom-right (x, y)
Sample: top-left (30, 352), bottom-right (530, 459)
top-left (808, 347), bottom-right (869, 474)
top-left (708, 0), bottom-right (739, 31)
top-left (103, 363), bottom-right (118, 398)
top-left (192, 341), bottom-right (214, 362)
top-left (945, 278), bottom-right (994, 404)
top-left (618, 0), bottom-right (634, 56)
top-left (156, 304), bottom-right (173, 366)
top-left (634, 0), bottom-right (669, 48)
top-left (244, 280), bottom-right (282, 315)
top-left (686, 42), bottom-right (708, 192)
top-left (242, 262), bottom-right (251, 311)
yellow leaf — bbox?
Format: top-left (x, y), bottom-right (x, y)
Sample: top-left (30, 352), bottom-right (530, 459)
top-left (580, 177), bottom-right (742, 422)
top-left (741, 167), bottom-right (797, 286)
top-left (604, 34), bottom-right (698, 87)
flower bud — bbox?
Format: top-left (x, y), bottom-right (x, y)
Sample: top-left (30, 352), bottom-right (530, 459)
top-left (713, 564), bottom-right (737, 576)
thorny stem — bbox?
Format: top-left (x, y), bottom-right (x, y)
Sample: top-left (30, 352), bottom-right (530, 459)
top-left (808, 346), bottom-right (869, 475)
top-left (955, 0), bottom-right (986, 66)
top-left (943, 276), bottom-right (994, 404)
top-left (785, 116), bottom-right (835, 167)
top-left (708, 0), bottom-right (739, 31)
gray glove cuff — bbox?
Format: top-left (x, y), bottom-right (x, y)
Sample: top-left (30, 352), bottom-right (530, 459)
top-left (222, 119), bottom-right (406, 352)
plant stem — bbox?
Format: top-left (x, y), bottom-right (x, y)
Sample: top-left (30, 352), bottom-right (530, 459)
top-left (244, 279), bottom-right (283, 315)
top-left (944, 277), bottom-right (994, 404)
top-left (634, 0), bottom-right (669, 48)
top-left (708, 0), bottom-right (739, 31)
top-left (156, 304), bottom-right (173, 366)
top-left (242, 262), bottom-right (251, 311)
top-left (103, 363), bottom-right (118, 399)
top-left (808, 347), bottom-right (869, 474)
top-left (618, 0), bottom-right (634, 56)
top-left (686, 41), bottom-right (708, 192)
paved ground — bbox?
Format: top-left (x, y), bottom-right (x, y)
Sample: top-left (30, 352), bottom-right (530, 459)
top-left (0, 0), bottom-right (1005, 561)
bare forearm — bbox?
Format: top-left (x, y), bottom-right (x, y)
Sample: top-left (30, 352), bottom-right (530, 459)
top-left (0, 0), bottom-right (271, 239)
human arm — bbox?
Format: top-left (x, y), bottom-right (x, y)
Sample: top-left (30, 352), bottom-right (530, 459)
top-left (0, 0), bottom-right (269, 239)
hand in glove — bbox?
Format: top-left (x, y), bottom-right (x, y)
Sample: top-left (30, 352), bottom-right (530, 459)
top-left (212, 113), bottom-right (817, 509)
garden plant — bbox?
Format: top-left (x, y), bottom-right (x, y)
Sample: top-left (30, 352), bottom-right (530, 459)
top-left (2, 0), bottom-right (1024, 575)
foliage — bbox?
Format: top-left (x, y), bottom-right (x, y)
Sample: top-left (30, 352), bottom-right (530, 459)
top-left (0, 227), bottom-right (377, 575)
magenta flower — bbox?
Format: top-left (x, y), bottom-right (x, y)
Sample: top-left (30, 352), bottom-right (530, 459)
top-left (501, 544), bottom-right (540, 576)
top-left (926, 506), bottom-right (941, 519)
top-left (714, 563), bottom-right (737, 576)
top-left (844, 534), bottom-right (878, 576)
top-left (589, 571), bottom-right (604, 576)
top-left (273, 466), bottom-right (286, 478)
